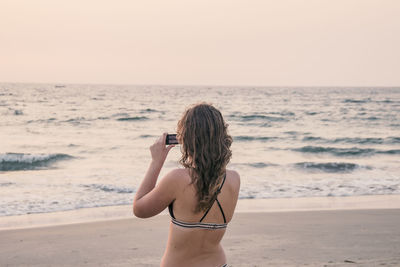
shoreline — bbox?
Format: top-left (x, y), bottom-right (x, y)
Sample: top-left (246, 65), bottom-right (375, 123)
top-left (1, 194), bottom-right (400, 231)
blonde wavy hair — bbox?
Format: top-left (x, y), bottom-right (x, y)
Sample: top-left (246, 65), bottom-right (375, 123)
top-left (177, 103), bottom-right (232, 213)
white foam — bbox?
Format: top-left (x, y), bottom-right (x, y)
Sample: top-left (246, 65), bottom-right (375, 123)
top-left (0, 153), bottom-right (65, 163)
top-left (1, 195), bottom-right (400, 231)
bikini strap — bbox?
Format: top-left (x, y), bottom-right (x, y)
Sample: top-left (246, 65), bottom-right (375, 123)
top-left (199, 173), bottom-right (227, 222)
top-left (220, 173), bottom-right (227, 190)
top-left (216, 198), bottom-right (227, 223)
top-left (216, 173), bottom-right (226, 194)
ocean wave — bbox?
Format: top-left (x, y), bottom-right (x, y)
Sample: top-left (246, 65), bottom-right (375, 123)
top-left (364, 116), bottom-right (379, 121)
top-left (343, 98), bottom-right (371, 103)
top-left (267, 111), bottom-right (295, 116)
top-left (140, 108), bottom-right (161, 113)
top-left (239, 178), bottom-right (400, 199)
top-left (117, 116), bottom-right (148, 121)
top-left (332, 137), bottom-right (384, 144)
top-left (229, 113), bottom-right (289, 122)
top-left (139, 134), bottom-right (157, 138)
top-left (63, 117), bottom-right (87, 124)
top-left (13, 109), bottom-right (23, 115)
top-left (293, 146), bottom-right (375, 156)
top-left (377, 99), bottom-right (395, 103)
top-left (242, 115), bottom-right (288, 122)
top-left (284, 131), bottom-right (310, 136)
top-left (248, 162), bottom-right (273, 168)
top-left (293, 146), bottom-right (400, 157)
top-left (302, 136), bottom-right (324, 142)
top-left (97, 116), bottom-right (110, 120)
top-left (239, 186), bottom-right (400, 199)
top-left (302, 136), bottom-right (400, 145)
top-left (389, 137), bottom-right (400, 143)
top-left (294, 162), bottom-right (366, 173)
top-left (234, 135), bottom-right (277, 142)
top-left (0, 153), bottom-right (73, 171)
top-left (232, 162), bottom-right (277, 168)
top-left (0, 182), bottom-right (15, 187)
top-left (112, 112), bottom-right (130, 117)
top-left (82, 184), bottom-right (133, 194)
top-left (236, 122), bottom-right (273, 128)
top-left (27, 118), bottom-right (57, 124)
top-left (378, 149), bottom-right (400, 155)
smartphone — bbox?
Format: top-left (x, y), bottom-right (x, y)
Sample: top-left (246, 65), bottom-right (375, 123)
top-left (166, 134), bottom-right (178, 145)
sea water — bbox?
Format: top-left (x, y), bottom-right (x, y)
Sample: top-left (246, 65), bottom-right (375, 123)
top-left (0, 83), bottom-right (399, 216)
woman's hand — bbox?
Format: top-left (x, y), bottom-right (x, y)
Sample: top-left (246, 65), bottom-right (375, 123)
top-left (133, 133), bottom-right (176, 217)
top-left (150, 133), bottom-right (175, 165)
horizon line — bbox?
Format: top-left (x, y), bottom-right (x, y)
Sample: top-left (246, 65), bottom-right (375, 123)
top-left (1, 81), bottom-right (399, 88)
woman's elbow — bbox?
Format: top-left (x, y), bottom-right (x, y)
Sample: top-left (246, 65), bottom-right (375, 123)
top-left (132, 202), bottom-right (148, 218)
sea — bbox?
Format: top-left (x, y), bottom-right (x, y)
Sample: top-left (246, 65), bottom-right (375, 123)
top-left (0, 83), bottom-right (399, 217)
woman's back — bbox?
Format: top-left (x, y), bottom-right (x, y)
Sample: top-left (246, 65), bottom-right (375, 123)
top-left (161, 169), bottom-right (240, 267)
top-left (133, 103), bottom-right (239, 266)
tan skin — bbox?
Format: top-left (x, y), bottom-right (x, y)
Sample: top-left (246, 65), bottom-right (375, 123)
top-left (133, 133), bottom-right (240, 267)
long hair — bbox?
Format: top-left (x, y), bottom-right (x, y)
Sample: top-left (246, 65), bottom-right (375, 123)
top-left (177, 103), bottom-right (232, 213)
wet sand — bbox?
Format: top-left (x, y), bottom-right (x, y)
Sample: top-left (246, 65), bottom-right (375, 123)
top-left (1, 208), bottom-right (400, 266)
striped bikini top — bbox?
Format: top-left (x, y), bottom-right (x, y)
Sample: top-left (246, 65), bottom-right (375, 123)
top-left (168, 173), bottom-right (227, 230)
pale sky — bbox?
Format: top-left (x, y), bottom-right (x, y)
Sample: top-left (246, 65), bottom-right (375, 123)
top-left (0, 0), bottom-right (399, 86)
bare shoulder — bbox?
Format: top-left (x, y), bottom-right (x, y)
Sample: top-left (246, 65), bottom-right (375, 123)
top-left (226, 169), bottom-right (241, 189)
top-left (161, 168), bottom-right (190, 185)
top-left (225, 169), bottom-right (240, 210)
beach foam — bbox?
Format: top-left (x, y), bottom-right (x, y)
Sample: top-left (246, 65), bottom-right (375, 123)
top-left (1, 195), bottom-right (400, 231)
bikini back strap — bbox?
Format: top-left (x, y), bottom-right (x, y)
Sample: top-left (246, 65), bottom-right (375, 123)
top-left (216, 198), bottom-right (227, 223)
top-left (216, 173), bottom-right (226, 194)
top-left (199, 173), bottom-right (227, 222)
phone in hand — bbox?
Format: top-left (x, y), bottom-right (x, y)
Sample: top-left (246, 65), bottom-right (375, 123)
top-left (166, 134), bottom-right (178, 145)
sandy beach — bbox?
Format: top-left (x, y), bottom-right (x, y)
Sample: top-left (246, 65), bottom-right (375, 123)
top-left (1, 0), bottom-right (399, 266)
top-left (1, 197), bottom-right (400, 267)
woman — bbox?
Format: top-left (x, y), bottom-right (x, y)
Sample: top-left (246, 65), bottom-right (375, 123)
top-left (133, 103), bottom-right (241, 267)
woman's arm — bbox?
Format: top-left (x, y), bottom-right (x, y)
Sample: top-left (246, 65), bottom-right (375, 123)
top-left (133, 133), bottom-right (176, 218)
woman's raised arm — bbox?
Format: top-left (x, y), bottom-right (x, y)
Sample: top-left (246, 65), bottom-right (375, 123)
top-left (133, 133), bottom-right (176, 218)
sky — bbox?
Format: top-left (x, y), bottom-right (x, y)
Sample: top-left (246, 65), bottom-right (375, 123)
top-left (0, 0), bottom-right (399, 86)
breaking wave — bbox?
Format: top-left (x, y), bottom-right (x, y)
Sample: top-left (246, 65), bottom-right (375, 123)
top-left (294, 162), bottom-right (367, 173)
top-left (0, 153), bottom-right (73, 171)
top-left (117, 116), bottom-right (149, 121)
top-left (292, 146), bottom-right (400, 157)
top-left (82, 184), bottom-right (134, 194)
top-left (234, 135), bottom-right (278, 142)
